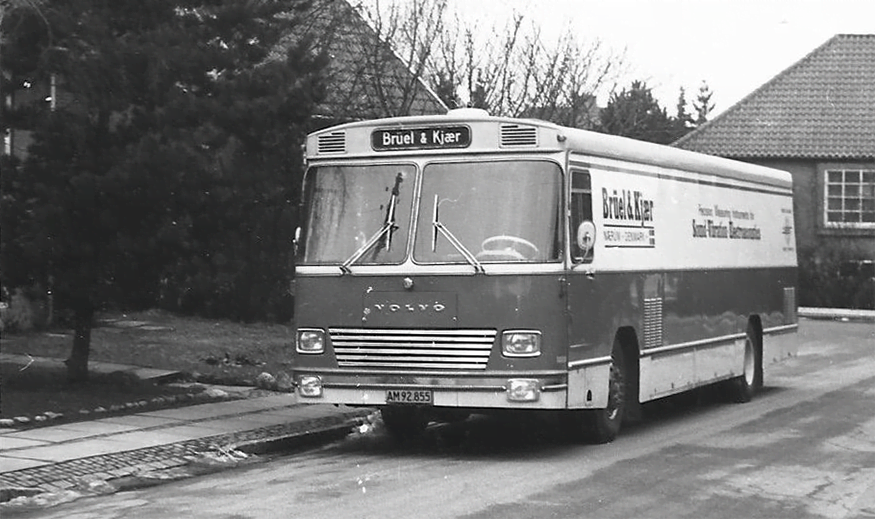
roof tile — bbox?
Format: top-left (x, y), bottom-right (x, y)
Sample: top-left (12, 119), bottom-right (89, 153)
top-left (674, 34), bottom-right (875, 160)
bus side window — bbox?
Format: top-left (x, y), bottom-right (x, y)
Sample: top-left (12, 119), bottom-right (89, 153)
top-left (571, 170), bottom-right (593, 263)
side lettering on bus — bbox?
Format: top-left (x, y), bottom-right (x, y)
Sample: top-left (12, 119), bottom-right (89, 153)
top-left (602, 188), bottom-right (654, 225)
top-left (601, 187), bottom-right (656, 249)
top-left (691, 204), bottom-right (762, 240)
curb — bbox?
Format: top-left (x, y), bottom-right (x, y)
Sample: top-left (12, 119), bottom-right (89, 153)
top-left (798, 307), bottom-right (875, 322)
top-left (0, 407), bottom-right (375, 508)
top-left (233, 408), bottom-right (375, 455)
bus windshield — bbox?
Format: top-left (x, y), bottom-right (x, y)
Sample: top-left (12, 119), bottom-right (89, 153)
top-left (300, 164), bottom-right (415, 265)
top-left (414, 160), bottom-right (562, 264)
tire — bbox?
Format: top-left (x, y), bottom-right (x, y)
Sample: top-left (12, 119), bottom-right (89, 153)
top-left (564, 340), bottom-right (628, 444)
top-left (729, 323), bottom-right (763, 403)
top-left (380, 406), bottom-right (429, 440)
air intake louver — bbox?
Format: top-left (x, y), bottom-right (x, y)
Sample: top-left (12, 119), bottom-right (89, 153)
top-left (501, 124), bottom-right (538, 147)
top-left (318, 131), bottom-right (346, 154)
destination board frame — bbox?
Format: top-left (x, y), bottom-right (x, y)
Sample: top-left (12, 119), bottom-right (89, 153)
top-left (372, 126), bottom-right (471, 151)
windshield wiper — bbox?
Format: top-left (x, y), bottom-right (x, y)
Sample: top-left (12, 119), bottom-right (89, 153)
top-left (431, 194), bottom-right (484, 274)
top-left (340, 173), bottom-right (403, 274)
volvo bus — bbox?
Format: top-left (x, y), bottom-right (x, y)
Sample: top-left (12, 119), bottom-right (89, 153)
top-left (291, 109), bottom-right (798, 443)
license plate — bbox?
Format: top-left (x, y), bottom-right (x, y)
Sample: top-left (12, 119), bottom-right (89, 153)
top-left (385, 389), bottom-right (433, 404)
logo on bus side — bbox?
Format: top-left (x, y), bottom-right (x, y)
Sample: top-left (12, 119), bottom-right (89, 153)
top-left (603, 188), bottom-right (654, 225)
top-left (601, 187), bottom-right (656, 249)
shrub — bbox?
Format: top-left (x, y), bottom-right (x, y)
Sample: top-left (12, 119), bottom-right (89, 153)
top-left (1, 288), bottom-right (37, 332)
top-left (798, 246), bottom-right (875, 310)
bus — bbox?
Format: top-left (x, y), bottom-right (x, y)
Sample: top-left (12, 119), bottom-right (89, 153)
top-left (291, 108), bottom-right (798, 443)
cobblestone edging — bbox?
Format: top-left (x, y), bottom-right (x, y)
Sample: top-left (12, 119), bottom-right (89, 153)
top-left (0, 408), bottom-right (373, 499)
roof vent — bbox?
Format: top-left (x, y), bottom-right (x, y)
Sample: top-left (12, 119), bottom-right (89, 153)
top-left (447, 107), bottom-right (490, 118)
top-left (318, 131), bottom-right (346, 154)
top-left (501, 124), bottom-right (538, 147)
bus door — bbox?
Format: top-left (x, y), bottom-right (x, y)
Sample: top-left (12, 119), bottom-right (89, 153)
top-left (565, 169), bottom-right (610, 409)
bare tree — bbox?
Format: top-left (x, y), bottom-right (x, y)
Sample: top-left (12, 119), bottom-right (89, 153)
top-left (433, 8), bottom-right (625, 128)
top-left (291, 0), bottom-right (624, 125)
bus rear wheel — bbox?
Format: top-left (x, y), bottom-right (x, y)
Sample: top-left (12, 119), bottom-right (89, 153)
top-left (380, 406), bottom-right (429, 440)
top-left (728, 323), bottom-right (762, 403)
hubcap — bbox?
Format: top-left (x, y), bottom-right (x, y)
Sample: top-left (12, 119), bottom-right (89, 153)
top-left (743, 338), bottom-right (755, 386)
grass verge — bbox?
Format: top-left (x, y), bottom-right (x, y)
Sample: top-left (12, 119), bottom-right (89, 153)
top-left (1, 361), bottom-right (208, 422)
top-left (0, 309), bottom-right (295, 426)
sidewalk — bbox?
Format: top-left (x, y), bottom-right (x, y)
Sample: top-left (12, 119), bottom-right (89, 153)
top-left (0, 356), bottom-right (373, 505)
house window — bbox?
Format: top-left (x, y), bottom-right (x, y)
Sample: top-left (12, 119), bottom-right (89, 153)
top-left (825, 168), bottom-right (875, 227)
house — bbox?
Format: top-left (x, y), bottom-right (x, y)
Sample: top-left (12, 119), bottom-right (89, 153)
top-left (674, 34), bottom-right (875, 273)
top-left (271, 0), bottom-right (447, 131)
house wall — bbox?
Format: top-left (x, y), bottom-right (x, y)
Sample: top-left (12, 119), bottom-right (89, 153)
top-left (748, 159), bottom-right (875, 262)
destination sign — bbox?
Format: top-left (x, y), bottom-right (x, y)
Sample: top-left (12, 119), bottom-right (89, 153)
top-left (372, 126), bottom-right (471, 151)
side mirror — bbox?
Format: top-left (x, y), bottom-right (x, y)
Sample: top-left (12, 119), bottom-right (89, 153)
top-left (293, 226), bottom-right (302, 257)
top-left (576, 221), bottom-right (596, 260)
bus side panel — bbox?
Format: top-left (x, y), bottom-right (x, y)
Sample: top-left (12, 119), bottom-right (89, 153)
top-left (567, 364), bottom-right (610, 408)
top-left (645, 266), bottom-right (797, 400)
top-left (566, 267), bottom-right (795, 405)
top-left (566, 270), bottom-right (640, 410)
top-left (663, 268), bottom-right (797, 343)
top-left (763, 326), bottom-right (798, 368)
top-left (567, 157), bottom-right (797, 405)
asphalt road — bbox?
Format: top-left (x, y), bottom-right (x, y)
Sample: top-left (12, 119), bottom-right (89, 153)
top-left (10, 319), bottom-right (875, 519)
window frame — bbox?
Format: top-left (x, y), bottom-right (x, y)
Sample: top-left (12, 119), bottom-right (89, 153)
top-left (297, 162), bottom-right (418, 266)
top-left (412, 158), bottom-right (564, 265)
top-left (822, 165), bottom-right (875, 230)
top-left (569, 169), bottom-right (594, 264)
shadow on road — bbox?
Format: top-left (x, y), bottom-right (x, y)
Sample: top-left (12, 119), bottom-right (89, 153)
top-left (312, 383), bottom-right (794, 461)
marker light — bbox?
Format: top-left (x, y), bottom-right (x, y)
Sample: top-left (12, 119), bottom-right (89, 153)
top-left (297, 375), bottom-right (323, 397)
top-left (502, 330), bottom-right (542, 357)
top-left (296, 329), bottom-right (326, 354)
top-left (507, 379), bottom-right (540, 402)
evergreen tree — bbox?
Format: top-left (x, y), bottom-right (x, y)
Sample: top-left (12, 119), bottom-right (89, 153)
top-left (675, 87), bottom-right (691, 133)
top-left (597, 80), bottom-right (675, 144)
top-left (1, 0), bottom-right (327, 381)
top-left (432, 69), bottom-right (460, 109)
top-left (693, 80), bottom-right (715, 126)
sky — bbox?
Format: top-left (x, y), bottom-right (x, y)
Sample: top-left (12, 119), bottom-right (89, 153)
top-left (450, 0), bottom-right (874, 116)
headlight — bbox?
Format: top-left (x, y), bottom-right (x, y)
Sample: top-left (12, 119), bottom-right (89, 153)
top-left (297, 375), bottom-right (323, 397)
top-left (502, 330), bottom-right (541, 357)
top-left (296, 329), bottom-right (325, 354)
top-left (507, 379), bottom-right (540, 402)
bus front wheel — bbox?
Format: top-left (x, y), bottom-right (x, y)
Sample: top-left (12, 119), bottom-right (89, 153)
top-left (564, 341), bottom-right (627, 444)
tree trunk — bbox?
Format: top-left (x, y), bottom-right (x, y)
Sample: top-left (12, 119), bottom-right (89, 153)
top-left (66, 303), bottom-right (94, 383)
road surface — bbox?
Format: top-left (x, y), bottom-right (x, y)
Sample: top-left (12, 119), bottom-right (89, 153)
top-left (9, 319), bottom-right (875, 519)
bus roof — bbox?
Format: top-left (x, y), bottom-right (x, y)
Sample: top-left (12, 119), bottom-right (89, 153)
top-left (308, 110), bottom-right (792, 190)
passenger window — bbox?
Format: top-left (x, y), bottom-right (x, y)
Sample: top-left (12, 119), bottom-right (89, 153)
top-left (571, 170), bottom-right (593, 263)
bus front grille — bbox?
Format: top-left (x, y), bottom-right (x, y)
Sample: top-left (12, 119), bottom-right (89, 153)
top-left (329, 328), bottom-right (497, 370)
